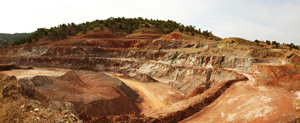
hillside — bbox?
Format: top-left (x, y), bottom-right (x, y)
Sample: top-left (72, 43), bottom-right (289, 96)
top-left (0, 17), bottom-right (300, 122)
top-left (0, 33), bottom-right (31, 47)
top-left (12, 17), bottom-right (220, 45)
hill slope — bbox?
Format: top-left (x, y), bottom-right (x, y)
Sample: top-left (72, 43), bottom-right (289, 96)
top-left (12, 17), bottom-right (220, 45)
top-left (0, 33), bottom-right (31, 47)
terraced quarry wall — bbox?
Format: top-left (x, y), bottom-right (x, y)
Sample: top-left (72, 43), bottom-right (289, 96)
top-left (0, 45), bottom-right (254, 95)
top-left (1, 31), bottom-right (300, 122)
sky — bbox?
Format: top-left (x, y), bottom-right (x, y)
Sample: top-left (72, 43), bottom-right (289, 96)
top-left (1, 0), bottom-right (300, 44)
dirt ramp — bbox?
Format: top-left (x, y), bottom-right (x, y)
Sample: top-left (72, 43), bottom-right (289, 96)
top-left (29, 70), bottom-right (140, 121)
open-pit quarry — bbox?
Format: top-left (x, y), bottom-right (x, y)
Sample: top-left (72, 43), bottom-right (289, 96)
top-left (0, 30), bottom-right (300, 122)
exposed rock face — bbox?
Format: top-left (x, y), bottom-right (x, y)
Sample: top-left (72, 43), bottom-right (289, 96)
top-left (2, 84), bottom-right (17, 98)
top-left (287, 53), bottom-right (300, 65)
top-left (18, 78), bottom-right (36, 98)
top-left (0, 74), bottom-right (82, 123)
top-left (0, 53), bottom-right (255, 95)
top-left (252, 64), bottom-right (300, 91)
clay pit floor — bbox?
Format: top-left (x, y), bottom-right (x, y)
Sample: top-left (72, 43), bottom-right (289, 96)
top-left (0, 68), bottom-right (184, 113)
top-left (105, 72), bottom-right (184, 111)
top-left (0, 67), bottom-right (70, 80)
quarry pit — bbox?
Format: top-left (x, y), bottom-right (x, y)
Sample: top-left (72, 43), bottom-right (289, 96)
top-left (1, 30), bottom-right (300, 122)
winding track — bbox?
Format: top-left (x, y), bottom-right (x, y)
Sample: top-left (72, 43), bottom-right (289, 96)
top-left (105, 72), bottom-right (166, 110)
top-left (117, 77), bottom-right (166, 109)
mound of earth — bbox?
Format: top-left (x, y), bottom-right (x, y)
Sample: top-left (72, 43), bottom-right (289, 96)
top-left (29, 70), bottom-right (141, 121)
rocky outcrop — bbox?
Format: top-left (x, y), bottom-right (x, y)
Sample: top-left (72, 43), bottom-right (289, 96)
top-left (0, 74), bottom-right (82, 123)
top-left (18, 78), bottom-right (36, 98)
top-left (287, 53), bottom-right (300, 65)
top-left (2, 84), bottom-right (17, 98)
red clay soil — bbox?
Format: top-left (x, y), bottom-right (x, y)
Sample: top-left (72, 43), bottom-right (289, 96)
top-left (164, 32), bottom-right (183, 40)
top-left (287, 53), bottom-right (300, 65)
top-left (180, 79), bottom-right (300, 123)
top-left (29, 70), bottom-right (140, 121)
top-left (252, 64), bottom-right (300, 91)
top-left (141, 76), bottom-right (248, 122)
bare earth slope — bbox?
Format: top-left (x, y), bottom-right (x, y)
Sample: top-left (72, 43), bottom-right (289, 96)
top-left (29, 70), bottom-right (140, 121)
top-left (181, 73), bottom-right (300, 123)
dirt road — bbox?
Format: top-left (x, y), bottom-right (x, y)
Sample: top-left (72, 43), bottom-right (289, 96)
top-left (0, 67), bottom-right (70, 79)
top-left (117, 77), bottom-right (166, 109)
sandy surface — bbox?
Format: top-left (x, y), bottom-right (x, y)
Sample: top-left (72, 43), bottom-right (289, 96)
top-left (118, 78), bottom-right (166, 109)
top-left (106, 73), bottom-right (184, 111)
top-left (0, 67), bottom-right (70, 79)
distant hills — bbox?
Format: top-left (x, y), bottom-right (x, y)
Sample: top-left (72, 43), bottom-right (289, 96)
top-left (0, 33), bottom-right (31, 47)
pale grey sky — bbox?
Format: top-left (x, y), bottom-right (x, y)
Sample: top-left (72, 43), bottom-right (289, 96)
top-left (1, 0), bottom-right (300, 44)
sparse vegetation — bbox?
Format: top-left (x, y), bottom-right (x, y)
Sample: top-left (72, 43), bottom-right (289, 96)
top-left (288, 43), bottom-right (299, 50)
top-left (266, 40), bottom-right (271, 45)
top-left (254, 39), bottom-right (260, 46)
top-left (272, 41), bottom-right (280, 48)
top-left (11, 17), bottom-right (218, 45)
